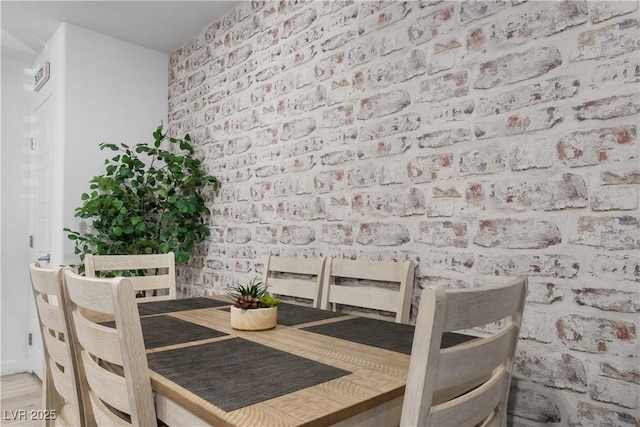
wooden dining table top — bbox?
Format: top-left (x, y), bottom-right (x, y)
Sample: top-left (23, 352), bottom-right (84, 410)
top-left (137, 296), bottom-right (472, 427)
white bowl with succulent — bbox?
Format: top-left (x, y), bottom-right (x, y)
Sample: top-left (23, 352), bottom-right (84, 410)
top-left (227, 279), bottom-right (280, 331)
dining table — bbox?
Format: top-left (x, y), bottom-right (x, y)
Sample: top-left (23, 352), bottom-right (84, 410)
top-left (135, 296), bottom-right (473, 427)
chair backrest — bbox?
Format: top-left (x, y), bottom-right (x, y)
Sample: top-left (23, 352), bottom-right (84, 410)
top-left (84, 253), bottom-right (176, 302)
top-left (320, 258), bottom-right (415, 323)
top-left (62, 268), bottom-right (156, 427)
top-left (28, 261), bottom-right (86, 427)
top-left (400, 276), bottom-right (527, 427)
top-left (262, 255), bottom-right (326, 308)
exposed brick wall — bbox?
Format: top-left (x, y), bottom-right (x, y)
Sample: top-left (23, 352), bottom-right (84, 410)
top-left (167, 1), bottom-right (639, 424)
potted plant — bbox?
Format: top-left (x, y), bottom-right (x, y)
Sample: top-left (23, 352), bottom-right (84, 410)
top-left (64, 123), bottom-right (220, 274)
top-left (227, 279), bottom-right (280, 331)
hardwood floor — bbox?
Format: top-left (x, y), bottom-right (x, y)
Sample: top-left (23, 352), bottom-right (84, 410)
top-left (0, 373), bottom-right (43, 427)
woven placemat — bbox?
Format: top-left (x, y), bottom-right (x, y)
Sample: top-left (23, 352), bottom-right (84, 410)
top-left (274, 303), bottom-right (350, 326)
top-left (141, 315), bottom-right (227, 349)
top-left (102, 315), bottom-right (227, 349)
top-left (147, 338), bottom-right (351, 412)
top-left (302, 317), bottom-right (473, 354)
top-left (302, 317), bottom-right (415, 354)
top-left (137, 297), bottom-right (229, 316)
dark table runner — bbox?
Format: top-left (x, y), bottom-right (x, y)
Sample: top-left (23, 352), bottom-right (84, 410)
top-left (137, 297), bottom-right (229, 316)
top-left (147, 338), bottom-right (350, 412)
top-left (302, 317), bottom-right (473, 354)
top-left (103, 315), bottom-right (227, 349)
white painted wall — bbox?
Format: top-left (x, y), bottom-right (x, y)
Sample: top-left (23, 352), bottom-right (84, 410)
top-left (62, 24), bottom-right (169, 265)
top-left (26, 25), bottom-right (66, 377)
top-left (31, 23), bottom-right (66, 270)
top-left (0, 22), bottom-right (168, 375)
top-left (1, 56), bottom-right (33, 374)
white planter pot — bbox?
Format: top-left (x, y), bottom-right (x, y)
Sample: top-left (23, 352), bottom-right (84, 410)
top-left (230, 306), bottom-right (277, 331)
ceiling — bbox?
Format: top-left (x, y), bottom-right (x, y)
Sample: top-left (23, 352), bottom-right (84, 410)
top-left (1, 1), bottom-right (240, 63)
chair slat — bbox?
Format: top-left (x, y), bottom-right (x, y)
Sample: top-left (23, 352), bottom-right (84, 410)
top-left (267, 256), bottom-right (324, 275)
top-left (29, 261), bottom-right (86, 427)
top-left (82, 350), bottom-right (130, 414)
top-left (42, 329), bottom-right (68, 367)
top-left (85, 253), bottom-right (176, 302)
top-left (263, 255), bottom-right (325, 308)
top-left (89, 391), bottom-right (130, 427)
top-left (436, 326), bottom-right (517, 391)
top-left (30, 268), bottom-right (59, 295)
top-left (267, 278), bottom-right (319, 300)
top-left (321, 258), bottom-right (414, 323)
top-left (90, 254), bottom-right (174, 270)
top-left (400, 276), bottom-right (527, 427)
top-left (49, 359), bottom-right (74, 403)
top-left (428, 367), bottom-right (509, 427)
top-left (127, 275), bottom-right (171, 292)
top-left (36, 294), bottom-right (65, 333)
top-left (326, 284), bottom-right (402, 313)
top-left (73, 311), bottom-right (123, 365)
top-left (65, 274), bottom-right (116, 315)
top-left (443, 277), bottom-right (526, 332)
top-left (63, 268), bottom-right (157, 426)
top-left (330, 259), bottom-right (410, 282)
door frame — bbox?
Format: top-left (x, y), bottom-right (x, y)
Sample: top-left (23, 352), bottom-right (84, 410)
top-left (27, 92), bottom-right (56, 379)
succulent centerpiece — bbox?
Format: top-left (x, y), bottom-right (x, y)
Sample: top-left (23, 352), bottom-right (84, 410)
top-left (227, 279), bottom-right (279, 331)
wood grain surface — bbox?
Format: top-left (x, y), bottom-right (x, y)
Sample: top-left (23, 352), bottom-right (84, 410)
top-left (147, 297), bottom-right (470, 427)
top-left (147, 297), bottom-right (414, 427)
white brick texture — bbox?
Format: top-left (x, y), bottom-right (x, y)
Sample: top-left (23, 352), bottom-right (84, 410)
top-left (168, 1), bottom-right (640, 424)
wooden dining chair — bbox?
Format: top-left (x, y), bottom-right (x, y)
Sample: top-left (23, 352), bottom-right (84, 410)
top-left (320, 258), bottom-right (415, 323)
top-left (62, 268), bottom-right (157, 427)
top-left (400, 276), bottom-right (528, 427)
top-left (262, 255), bottom-right (326, 308)
top-left (84, 253), bottom-right (176, 302)
top-left (28, 261), bottom-right (86, 427)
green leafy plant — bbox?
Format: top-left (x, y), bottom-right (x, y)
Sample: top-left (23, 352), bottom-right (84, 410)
top-left (227, 278), bottom-right (280, 309)
top-left (64, 123), bottom-right (220, 271)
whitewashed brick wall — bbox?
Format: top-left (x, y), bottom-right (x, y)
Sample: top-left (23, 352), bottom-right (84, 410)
top-left (167, 1), bottom-right (639, 425)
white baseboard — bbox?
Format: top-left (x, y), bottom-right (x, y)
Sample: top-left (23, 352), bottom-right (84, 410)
top-left (0, 359), bottom-right (29, 376)
top-left (28, 347), bottom-right (44, 380)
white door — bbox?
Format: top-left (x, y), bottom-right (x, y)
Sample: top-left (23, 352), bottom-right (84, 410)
top-left (28, 93), bottom-right (54, 379)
